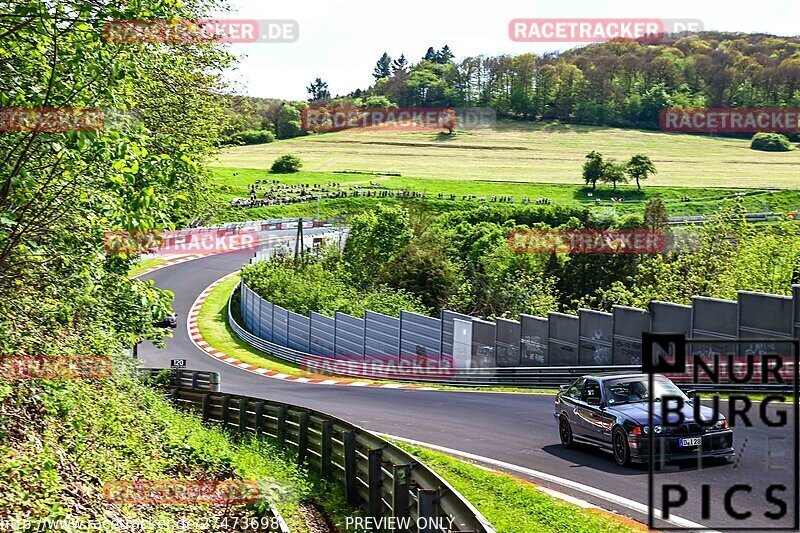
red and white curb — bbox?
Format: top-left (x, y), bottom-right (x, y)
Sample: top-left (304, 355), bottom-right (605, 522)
top-left (132, 254), bottom-right (206, 278)
top-left (187, 274), bottom-right (439, 390)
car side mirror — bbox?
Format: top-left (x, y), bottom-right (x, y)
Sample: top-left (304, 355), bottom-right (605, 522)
top-left (559, 385), bottom-right (569, 392)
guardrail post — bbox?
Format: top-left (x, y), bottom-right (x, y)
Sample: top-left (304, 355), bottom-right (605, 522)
top-left (210, 372), bottom-right (220, 392)
top-left (297, 412), bottom-right (310, 465)
top-left (343, 432), bottom-right (357, 505)
top-left (201, 393), bottom-right (211, 422)
top-left (221, 395), bottom-right (231, 428)
top-left (417, 489), bottom-right (439, 533)
top-left (191, 372), bottom-right (198, 389)
top-left (368, 448), bottom-right (383, 519)
top-left (254, 402), bottom-right (265, 434)
top-left (320, 420), bottom-right (333, 479)
top-left (238, 398), bottom-right (248, 433)
top-left (392, 464), bottom-right (411, 527)
top-left (170, 387), bottom-right (179, 402)
top-left (277, 406), bottom-right (287, 446)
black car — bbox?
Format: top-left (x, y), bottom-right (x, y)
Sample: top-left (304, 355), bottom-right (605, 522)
top-left (154, 312), bottom-right (177, 329)
top-left (554, 373), bottom-right (734, 466)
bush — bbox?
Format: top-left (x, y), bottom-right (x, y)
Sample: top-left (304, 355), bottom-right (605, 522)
top-left (219, 129), bottom-right (275, 146)
top-left (750, 132), bottom-right (792, 152)
top-left (241, 256), bottom-right (428, 317)
top-left (270, 154), bottom-right (302, 173)
top-left (237, 129), bottom-right (275, 145)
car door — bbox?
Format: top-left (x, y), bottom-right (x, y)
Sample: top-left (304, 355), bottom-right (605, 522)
top-left (559, 378), bottom-right (586, 436)
top-left (575, 379), bottom-right (615, 444)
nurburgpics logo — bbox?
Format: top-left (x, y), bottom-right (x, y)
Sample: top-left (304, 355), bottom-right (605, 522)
top-left (643, 333), bottom-right (799, 530)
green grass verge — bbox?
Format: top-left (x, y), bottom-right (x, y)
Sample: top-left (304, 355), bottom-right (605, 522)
top-left (196, 274), bottom-right (554, 394)
top-left (129, 258), bottom-right (167, 278)
top-left (391, 440), bottom-right (642, 532)
top-left (212, 122), bottom-right (800, 189)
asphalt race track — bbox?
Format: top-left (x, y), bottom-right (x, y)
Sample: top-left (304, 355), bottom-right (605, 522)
top-left (139, 248), bottom-right (798, 530)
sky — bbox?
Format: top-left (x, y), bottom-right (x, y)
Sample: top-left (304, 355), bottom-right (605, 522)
top-left (215, 0), bottom-right (800, 101)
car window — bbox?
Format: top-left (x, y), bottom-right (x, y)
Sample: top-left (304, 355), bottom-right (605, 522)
top-left (581, 380), bottom-right (601, 404)
top-left (603, 376), bottom-right (687, 405)
top-left (566, 378), bottom-right (585, 400)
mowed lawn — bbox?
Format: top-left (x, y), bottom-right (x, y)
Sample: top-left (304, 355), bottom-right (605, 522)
top-left (212, 121), bottom-right (800, 189)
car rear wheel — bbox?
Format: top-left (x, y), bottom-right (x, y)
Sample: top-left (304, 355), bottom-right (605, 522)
top-left (613, 427), bottom-right (631, 466)
top-left (559, 415), bottom-right (574, 448)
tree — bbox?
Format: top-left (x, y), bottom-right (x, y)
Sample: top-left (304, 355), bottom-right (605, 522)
top-left (380, 242), bottom-right (457, 312)
top-left (435, 45), bottom-right (454, 64)
top-left (643, 198), bottom-right (674, 251)
top-left (344, 205), bottom-right (413, 288)
top-left (626, 154), bottom-right (657, 190)
top-left (392, 54), bottom-right (408, 73)
top-left (440, 108), bottom-right (457, 134)
top-left (271, 154), bottom-right (302, 173)
top-left (306, 77), bottom-right (331, 102)
top-left (582, 151), bottom-right (605, 190)
top-left (373, 53), bottom-right (392, 80)
top-left (643, 198), bottom-right (670, 230)
top-left (423, 47), bottom-right (437, 61)
top-left (0, 0), bottom-right (231, 356)
top-left (276, 103), bottom-right (304, 139)
top-left (600, 160), bottom-right (628, 190)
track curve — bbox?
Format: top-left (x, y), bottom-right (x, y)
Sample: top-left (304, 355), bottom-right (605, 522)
top-left (138, 248), bottom-right (795, 529)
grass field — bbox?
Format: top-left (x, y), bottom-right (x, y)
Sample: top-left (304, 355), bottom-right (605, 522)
top-left (213, 121), bottom-right (800, 189)
top-left (209, 167), bottom-right (800, 221)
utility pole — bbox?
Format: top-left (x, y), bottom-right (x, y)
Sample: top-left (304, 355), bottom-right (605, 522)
top-left (295, 217), bottom-right (304, 262)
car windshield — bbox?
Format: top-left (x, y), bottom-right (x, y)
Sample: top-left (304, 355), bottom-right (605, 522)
top-left (603, 376), bottom-right (688, 406)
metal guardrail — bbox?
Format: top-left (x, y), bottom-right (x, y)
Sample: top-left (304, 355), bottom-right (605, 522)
top-left (139, 369), bottom-right (288, 532)
top-left (161, 384), bottom-right (495, 533)
top-left (140, 368), bottom-right (220, 391)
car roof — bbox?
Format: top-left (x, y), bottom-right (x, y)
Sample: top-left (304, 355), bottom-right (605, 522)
top-left (578, 373), bottom-right (658, 383)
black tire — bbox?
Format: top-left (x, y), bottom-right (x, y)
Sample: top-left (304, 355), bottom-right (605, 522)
top-left (613, 426), bottom-right (631, 467)
top-left (559, 415), bottom-right (574, 448)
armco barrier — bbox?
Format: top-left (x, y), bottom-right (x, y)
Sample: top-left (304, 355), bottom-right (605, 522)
top-left (140, 369), bottom-right (288, 533)
top-left (157, 382), bottom-right (495, 532)
top-left (141, 368), bottom-right (220, 391)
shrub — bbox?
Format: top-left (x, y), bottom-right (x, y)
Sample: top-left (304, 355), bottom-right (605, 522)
top-left (237, 129), bottom-right (275, 145)
top-left (270, 154), bottom-right (302, 173)
top-left (750, 132), bottom-right (792, 152)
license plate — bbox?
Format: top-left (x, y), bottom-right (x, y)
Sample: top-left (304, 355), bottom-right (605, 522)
top-left (679, 437), bottom-right (701, 447)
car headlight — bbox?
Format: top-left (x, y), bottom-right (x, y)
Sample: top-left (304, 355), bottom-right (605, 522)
top-left (643, 425), bottom-right (662, 435)
top-left (712, 419), bottom-right (729, 430)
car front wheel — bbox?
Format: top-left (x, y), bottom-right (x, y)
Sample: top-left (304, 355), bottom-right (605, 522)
top-left (559, 415), bottom-right (574, 448)
top-left (613, 426), bottom-right (631, 466)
